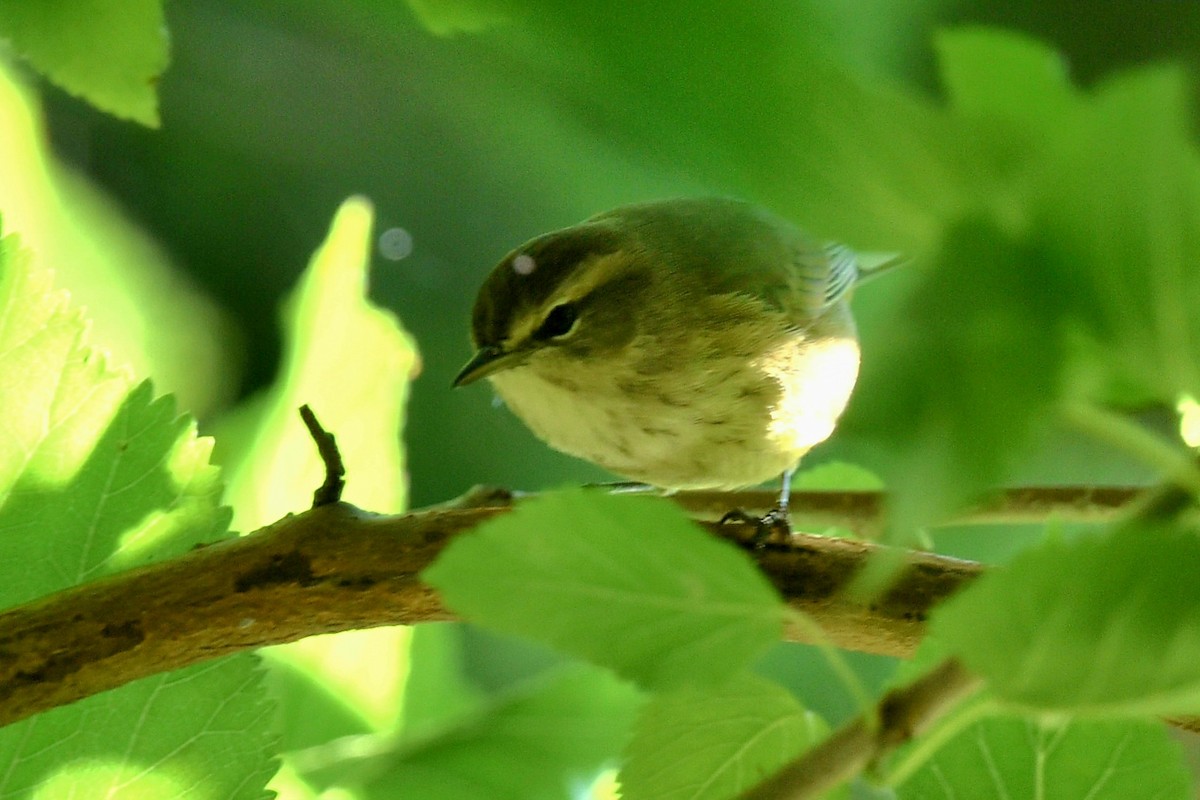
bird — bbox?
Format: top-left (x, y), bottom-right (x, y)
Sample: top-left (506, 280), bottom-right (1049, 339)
top-left (454, 197), bottom-right (890, 528)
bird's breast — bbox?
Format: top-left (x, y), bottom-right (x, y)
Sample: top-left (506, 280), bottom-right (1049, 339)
top-left (486, 324), bottom-right (860, 490)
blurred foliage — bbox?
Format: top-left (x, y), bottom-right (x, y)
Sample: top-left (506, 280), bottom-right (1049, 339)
top-left (0, 0), bottom-right (166, 125)
top-left (0, 62), bottom-right (236, 416)
top-left (4, 2), bottom-right (1200, 799)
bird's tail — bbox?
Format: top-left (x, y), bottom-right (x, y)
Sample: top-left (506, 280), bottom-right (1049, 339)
top-left (855, 252), bottom-right (910, 285)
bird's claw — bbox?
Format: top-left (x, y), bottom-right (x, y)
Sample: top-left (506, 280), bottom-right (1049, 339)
top-left (719, 506), bottom-right (792, 548)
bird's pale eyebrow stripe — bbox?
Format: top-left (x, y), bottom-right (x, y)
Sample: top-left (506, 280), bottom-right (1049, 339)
top-left (506, 250), bottom-right (632, 345)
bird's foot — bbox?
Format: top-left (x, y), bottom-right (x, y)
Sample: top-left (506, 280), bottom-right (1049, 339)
top-left (719, 506), bottom-right (792, 548)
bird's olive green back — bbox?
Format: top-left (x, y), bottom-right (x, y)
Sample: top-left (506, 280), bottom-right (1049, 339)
top-left (593, 197), bottom-right (854, 316)
top-left (468, 197), bottom-right (856, 348)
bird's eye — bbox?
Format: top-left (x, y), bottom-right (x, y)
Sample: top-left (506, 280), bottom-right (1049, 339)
top-left (534, 303), bottom-right (579, 340)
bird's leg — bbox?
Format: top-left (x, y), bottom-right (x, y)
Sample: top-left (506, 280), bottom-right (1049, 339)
top-left (769, 466), bottom-right (793, 525)
top-left (719, 468), bottom-right (794, 546)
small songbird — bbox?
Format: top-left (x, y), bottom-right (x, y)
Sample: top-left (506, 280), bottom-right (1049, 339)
top-left (454, 197), bottom-right (884, 522)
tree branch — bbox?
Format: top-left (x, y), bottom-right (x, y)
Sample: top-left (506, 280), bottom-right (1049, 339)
top-left (0, 486), bottom-right (1138, 728)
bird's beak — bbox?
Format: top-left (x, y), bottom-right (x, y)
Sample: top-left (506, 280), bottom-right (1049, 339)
top-left (452, 345), bottom-right (528, 387)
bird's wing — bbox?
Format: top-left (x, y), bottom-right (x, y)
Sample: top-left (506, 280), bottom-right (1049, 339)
top-left (789, 241), bottom-right (860, 315)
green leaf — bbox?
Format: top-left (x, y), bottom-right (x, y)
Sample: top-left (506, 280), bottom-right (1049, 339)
top-left (0, 656), bottom-right (277, 800)
top-left (620, 674), bottom-right (835, 800)
top-left (0, 382), bottom-right (228, 607)
top-left (932, 521), bottom-right (1200, 716)
top-left (790, 461), bottom-right (883, 492)
top-left (0, 0), bottom-right (167, 125)
top-left (423, 489), bottom-right (785, 690)
top-left (0, 229), bottom-right (276, 798)
top-left (937, 27), bottom-right (1073, 124)
top-left (1034, 66), bottom-right (1200, 403)
top-left (0, 232), bottom-right (129, 515)
top-left (896, 717), bottom-right (1190, 800)
top-left (300, 664), bottom-right (641, 800)
top-left (840, 216), bottom-right (1062, 534)
top-left (839, 30), bottom-right (1200, 533)
top-left (0, 232), bottom-right (226, 606)
top-left (935, 28), bottom-right (1200, 407)
top-left (406, 0), bottom-right (515, 34)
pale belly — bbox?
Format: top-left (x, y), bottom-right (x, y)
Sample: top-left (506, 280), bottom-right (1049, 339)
top-left (488, 335), bottom-right (861, 490)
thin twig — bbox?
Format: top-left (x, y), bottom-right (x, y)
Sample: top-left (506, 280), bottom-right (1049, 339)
top-left (299, 404), bottom-right (345, 506)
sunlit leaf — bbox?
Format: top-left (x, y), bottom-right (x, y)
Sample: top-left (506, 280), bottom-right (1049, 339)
top-left (0, 657), bottom-right (277, 800)
top-left (0, 228), bottom-right (276, 799)
top-left (0, 234), bottom-right (225, 606)
top-left (0, 382), bottom-right (229, 605)
top-left (1178, 395), bottom-right (1200, 448)
top-left (406, 0), bottom-right (515, 34)
top-left (0, 62), bottom-right (235, 416)
top-left (220, 196), bottom-right (419, 530)
top-left (0, 231), bottom-right (128, 512)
